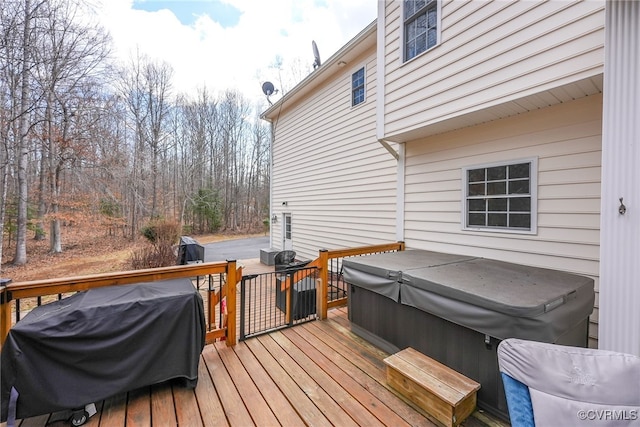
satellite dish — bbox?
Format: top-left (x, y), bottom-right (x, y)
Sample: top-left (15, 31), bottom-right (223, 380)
top-left (261, 81), bottom-right (278, 105)
top-left (262, 81), bottom-right (275, 96)
top-left (312, 40), bottom-right (321, 69)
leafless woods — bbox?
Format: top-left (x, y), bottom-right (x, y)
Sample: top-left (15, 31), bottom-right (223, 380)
top-left (0, 0), bottom-right (271, 269)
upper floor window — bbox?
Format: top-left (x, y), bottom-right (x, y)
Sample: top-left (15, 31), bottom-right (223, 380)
top-left (352, 67), bottom-right (365, 106)
top-left (463, 159), bottom-right (538, 234)
top-left (404, 0), bottom-right (439, 61)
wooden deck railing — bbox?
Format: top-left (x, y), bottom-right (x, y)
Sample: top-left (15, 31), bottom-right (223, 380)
top-left (1, 242), bottom-right (405, 350)
top-left (284, 242), bottom-right (403, 319)
top-left (317, 241), bottom-right (405, 318)
top-left (0, 260), bottom-right (242, 349)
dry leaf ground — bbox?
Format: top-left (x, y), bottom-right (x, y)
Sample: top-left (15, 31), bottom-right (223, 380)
top-left (1, 223), bottom-right (263, 283)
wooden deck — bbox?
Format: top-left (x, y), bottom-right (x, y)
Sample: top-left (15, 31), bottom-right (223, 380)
top-left (3, 260), bottom-right (507, 427)
top-left (5, 307), bottom-right (506, 427)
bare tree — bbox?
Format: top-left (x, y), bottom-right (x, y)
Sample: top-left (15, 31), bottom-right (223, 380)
top-left (31, 0), bottom-right (110, 253)
top-left (0, 0), bottom-right (110, 263)
top-left (118, 52), bottom-right (173, 237)
top-left (1, 1), bottom-right (272, 267)
top-left (0, 0), bottom-right (47, 265)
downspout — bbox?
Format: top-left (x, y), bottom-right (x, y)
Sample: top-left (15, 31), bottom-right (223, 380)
top-left (263, 96), bottom-right (286, 251)
top-left (265, 117), bottom-right (275, 249)
top-left (376, 1), bottom-right (405, 243)
top-left (378, 138), bottom-right (399, 160)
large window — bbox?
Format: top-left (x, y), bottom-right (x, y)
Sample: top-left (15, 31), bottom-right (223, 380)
top-left (404, 0), bottom-right (439, 61)
top-left (352, 67), bottom-right (365, 107)
top-left (463, 159), bottom-right (537, 233)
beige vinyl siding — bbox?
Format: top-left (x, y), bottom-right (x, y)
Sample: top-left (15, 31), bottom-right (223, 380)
top-left (403, 95), bottom-right (601, 346)
top-left (271, 49), bottom-right (398, 261)
top-left (382, 0), bottom-right (604, 139)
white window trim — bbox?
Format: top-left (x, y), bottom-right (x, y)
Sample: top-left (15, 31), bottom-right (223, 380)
top-left (351, 65), bottom-right (366, 108)
top-left (461, 157), bottom-right (538, 235)
top-left (400, 0), bottom-right (442, 64)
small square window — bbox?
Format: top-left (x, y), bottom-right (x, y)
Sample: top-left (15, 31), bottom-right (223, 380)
top-left (404, 0), bottom-right (439, 61)
top-left (463, 159), bottom-right (537, 233)
top-left (352, 67), bottom-right (365, 106)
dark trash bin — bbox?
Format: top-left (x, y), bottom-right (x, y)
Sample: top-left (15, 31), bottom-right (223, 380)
top-left (276, 275), bottom-right (317, 319)
top-left (176, 236), bottom-right (204, 265)
top-left (274, 251), bottom-right (313, 318)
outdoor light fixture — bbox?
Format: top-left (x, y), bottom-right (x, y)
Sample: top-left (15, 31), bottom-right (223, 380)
top-left (271, 214), bottom-right (278, 223)
top-left (338, 60), bottom-right (347, 67)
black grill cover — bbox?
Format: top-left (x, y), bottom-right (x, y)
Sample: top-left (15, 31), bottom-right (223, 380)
top-left (1, 278), bottom-right (205, 422)
top-left (177, 236), bottom-right (204, 264)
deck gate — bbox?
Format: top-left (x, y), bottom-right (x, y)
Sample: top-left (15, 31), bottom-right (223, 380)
top-left (240, 266), bottom-right (318, 340)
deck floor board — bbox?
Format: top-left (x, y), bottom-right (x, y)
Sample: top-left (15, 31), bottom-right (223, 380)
top-left (215, 341), bottom-right (280, 426)
top-left (270, 330), bottom-right (384, 427)
top-left (244, 334), bottom-right (332, 427)
top-left (281, 327), bottom-right (406, 427)
top-left (200, 344), bottom-right (255, 426)
top-left (299, 321), bottom-right (434, 427)
top-left (194, 355), bottom-right (228, 427)
top-left (257, 332), bottom-right (360, 427)
top-left (150, 383), bottom-right (177, 426)
top-left (232, 340), bottom-right (305, 426)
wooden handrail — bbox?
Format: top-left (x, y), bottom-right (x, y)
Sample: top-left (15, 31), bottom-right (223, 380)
top-left (0, 261), bottom-right (241, 348)
top-left (3, 262), bottom-right (228, 300)
top-left (316, 242), bottom-right (405, 318)
top-left (1, 243), bottom-right (405, 349)
top-left (325, 242), bottom-right (405, 259)
top-left (281, 242), bottom-right (405, 294)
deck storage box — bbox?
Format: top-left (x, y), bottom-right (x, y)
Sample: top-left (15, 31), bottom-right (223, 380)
top-left (344, 250), bottom-right (594, 420)
top-left (1, 278), bottom-right (205, 423)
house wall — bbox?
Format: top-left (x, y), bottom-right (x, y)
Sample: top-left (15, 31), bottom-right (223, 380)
top-left (381, 0), bottom-right (604, 140)
top-left (403, 95), bottom-right (602, 347)
top-left (270, 47), bottom-right (398, 261)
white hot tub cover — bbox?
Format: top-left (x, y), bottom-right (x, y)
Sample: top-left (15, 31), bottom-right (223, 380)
top-left (498, 338), bottom-right (640, 426)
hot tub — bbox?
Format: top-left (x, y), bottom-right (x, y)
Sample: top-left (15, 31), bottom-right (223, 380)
top-left (343, 250), bottom-right (594, 420)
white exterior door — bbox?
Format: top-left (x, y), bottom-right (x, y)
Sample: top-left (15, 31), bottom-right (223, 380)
top-left (282, 213), bottom-right (293, 250)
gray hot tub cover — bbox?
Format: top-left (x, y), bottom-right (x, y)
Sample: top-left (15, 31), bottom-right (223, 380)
top-left (342, 250), bottom-right (475, 302)
top-left (401, 258), bottom-right (595, 341)
top-left (1, 278), bottom-right (205, 422)
top-left (343, 250), bottom-right (594, 342)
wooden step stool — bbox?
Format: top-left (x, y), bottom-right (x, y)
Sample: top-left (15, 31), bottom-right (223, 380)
top-left (383, 347), bottom-right (480, 427)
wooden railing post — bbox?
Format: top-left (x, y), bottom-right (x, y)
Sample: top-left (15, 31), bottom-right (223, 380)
top-left (1, 286), bottom-right (10, 348)
top-left (317, 249), bottom-right (329, 320)
top-left (225, 260), bottom-right (237, 346)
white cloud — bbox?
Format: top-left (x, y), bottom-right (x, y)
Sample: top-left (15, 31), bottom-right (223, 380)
top-left (95, 0), bottom-right (376, 106)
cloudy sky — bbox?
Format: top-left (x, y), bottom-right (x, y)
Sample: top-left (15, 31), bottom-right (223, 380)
top-left (95, 0), bottom-right (377, 105)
